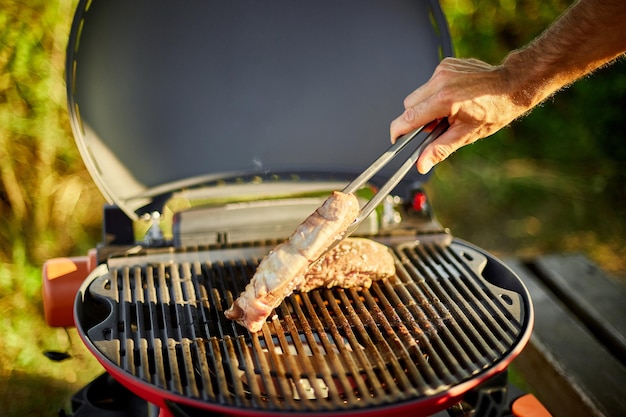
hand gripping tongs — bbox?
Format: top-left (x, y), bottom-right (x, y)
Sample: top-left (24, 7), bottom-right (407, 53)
top-left (331, 118), bottom-right (449, 249)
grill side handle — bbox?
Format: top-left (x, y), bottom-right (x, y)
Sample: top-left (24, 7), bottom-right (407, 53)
top-left (450, 243), bottom-right (525, 324)
top-left (75, 264), bottom-right (123, 365)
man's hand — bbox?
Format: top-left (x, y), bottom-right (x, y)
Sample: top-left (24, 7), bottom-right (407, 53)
top-left (390, 0), bottom-right (626, 174)
top-left (389, 58), bottom-right (527, 174)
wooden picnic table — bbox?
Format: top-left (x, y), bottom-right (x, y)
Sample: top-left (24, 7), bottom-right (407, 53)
top-left (504, 254), bottom-right (626, 417)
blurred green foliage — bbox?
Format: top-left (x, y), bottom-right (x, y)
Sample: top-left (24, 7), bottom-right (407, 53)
top-left (0, 1), bottom-right (624, 416)
top-left (0, 0), bottom-right (103, 268)
top-left (1, 1), bottom-right (104, 415)
top-left (431, 0), bottom-right (626, 272)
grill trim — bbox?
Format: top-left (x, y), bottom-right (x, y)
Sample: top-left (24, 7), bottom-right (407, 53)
top-left (77, 238), bottom-right (530, 414)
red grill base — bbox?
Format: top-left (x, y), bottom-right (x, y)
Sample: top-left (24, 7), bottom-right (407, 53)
top-left (65, 370), bottom-right (528, 417)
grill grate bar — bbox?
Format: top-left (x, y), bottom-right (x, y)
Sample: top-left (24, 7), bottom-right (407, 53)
top-left (441, 245), bottom-right (522, 333)
top-left (309, 289), bottom-right (381, 402)
top-left (288, 293), bottom-right (360, 404)
top-left (394, 249), bottom-right (493, 370)
top-left (407, 244), bottom-right (511, 359)
top-left (171, 264), bottom-right (202, 398)
top-left (247, 332), bottom-right (281, 405)
top-left (144, 266), bottom-right (166, 389)
top-left (427, 247), bottom-right (510, 349)
top-left (117, 268), bottom-right (133, 377)
top-left (388, 263), bottom-right (488, 378)
top-left (428, 244), bottom-right (521, 349)
top-left (366, 280), bottom-right (459, 386)
top-left (232, 334), bottom-right (263, 408)
top-left (341, 286), bottom-right (427, 396)
top-left (197, 262), bottom-right (232, 404)
top-left (274, 313), bottom-right (334, 407)
top-left (85, 239), bottom-right (527, 413)
top-left (187, 262), bottom-right (222, 402)
top-left (257, 325), bottom-right (302, 408)
top-left (209, 261), bottom-right (255, 407)
top-left (297, 291), bottom-right (368, 404)
top-left (224, 335), bottom-right (249, 407)
top-left (325, 289), bottom-right (396, 400)
top-left (342, 290), bottom-right (407, 399)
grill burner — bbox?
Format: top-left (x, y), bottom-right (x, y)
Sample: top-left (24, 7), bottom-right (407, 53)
top-left (76, 237), bottom-right (528, 415)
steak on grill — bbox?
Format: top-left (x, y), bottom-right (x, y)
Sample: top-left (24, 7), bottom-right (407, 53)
top-left (298, 237), bottom-right (395, 292)
top-left (225, 191), bottom-right (359, 332)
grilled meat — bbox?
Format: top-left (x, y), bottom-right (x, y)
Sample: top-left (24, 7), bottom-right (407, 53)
top-left (225, 191), bottom-right (359, 332)
top-left (297, 237), bottom-right (395, 292)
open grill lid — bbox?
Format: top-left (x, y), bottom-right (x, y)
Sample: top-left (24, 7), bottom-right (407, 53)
top-left (66, 0), bottom-right (453, 220)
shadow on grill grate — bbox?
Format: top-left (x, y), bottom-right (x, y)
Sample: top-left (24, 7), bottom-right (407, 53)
top-left (81, 239), bottom-right (525, 413)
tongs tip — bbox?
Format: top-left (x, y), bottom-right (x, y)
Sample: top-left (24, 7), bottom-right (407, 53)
top-left (344, 118), bottom-right (449, 231)
top-left (314, 119), bottom-right (449, 262)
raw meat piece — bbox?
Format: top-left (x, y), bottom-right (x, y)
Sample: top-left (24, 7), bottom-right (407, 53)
top-left (297, 237), bottom-right (395, 292)
top-left (225, 191), bottom-right (359, 332)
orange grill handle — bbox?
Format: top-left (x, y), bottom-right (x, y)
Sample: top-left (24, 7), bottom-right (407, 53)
top-left (512, 393), bottom-right (553, 417)
top-left (42, 249), bottom-right (97, 327)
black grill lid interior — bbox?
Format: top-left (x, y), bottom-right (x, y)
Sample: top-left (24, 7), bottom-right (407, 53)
top-left (67, 0), bottom-right (453, 218)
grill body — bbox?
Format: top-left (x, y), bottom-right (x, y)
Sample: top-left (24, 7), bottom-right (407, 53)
top-left (63, 1), bottom-right (535, 415)
top-left (75, 236), bottom-right (533, 416)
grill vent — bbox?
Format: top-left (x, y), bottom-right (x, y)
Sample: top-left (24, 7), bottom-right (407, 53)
top-left (84, 240), bottom-right (526, 413)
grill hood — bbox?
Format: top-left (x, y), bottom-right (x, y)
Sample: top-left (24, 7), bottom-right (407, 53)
top-left (67, 0), bottom-right (453, 220)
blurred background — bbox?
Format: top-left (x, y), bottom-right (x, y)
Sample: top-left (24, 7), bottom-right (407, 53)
top-left (0, 0), bottom-right (624, 415)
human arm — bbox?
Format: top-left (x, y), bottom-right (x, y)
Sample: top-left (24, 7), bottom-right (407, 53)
top-left (390, 0), bottom-right (626, 174)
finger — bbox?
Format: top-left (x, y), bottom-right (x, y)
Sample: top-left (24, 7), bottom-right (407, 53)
top-left (390, 100), bottom-right (447, 143)
top-left (415, 126), bottom-right (475, 174)
top-left (402, 79), bottom-right (438, 109)
top-left (389, 75), bottom-right (447, 143)
top-left (390, 109), bottom-right (420, 143)
top-left (401, 58), bottom-right (471, 109)
top-left (423, 119), bottom-right (439, 132)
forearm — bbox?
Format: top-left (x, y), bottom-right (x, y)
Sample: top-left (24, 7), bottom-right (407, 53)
top-left (390, 0), bottom-right (626, 173)
top-left (502, 0), bottom-right (626, 110)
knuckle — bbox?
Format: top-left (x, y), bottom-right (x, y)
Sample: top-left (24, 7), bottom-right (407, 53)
top-left (402, 106), bottom-right (417, 122)
top-left (430, 144), bottom-right (452, 162)
top-left (438, 57), bottom-right (457, 69)
top-left (433, 84), bottom-right (455, 105)
top-left (402, 96), bottom-right (415, 111)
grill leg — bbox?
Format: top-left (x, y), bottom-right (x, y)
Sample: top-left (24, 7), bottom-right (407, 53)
top-left (64, 372), bottom-right (150, 417)
top-left (446, 371), bottom-right (510, 417)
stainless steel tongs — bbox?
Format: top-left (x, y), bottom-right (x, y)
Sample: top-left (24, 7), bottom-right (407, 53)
top-left (341, 117), bottom-right (449, 239)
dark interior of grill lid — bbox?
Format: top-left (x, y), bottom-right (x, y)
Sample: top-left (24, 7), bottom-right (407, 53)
top-left (67, 0), bottom-right (453, 222)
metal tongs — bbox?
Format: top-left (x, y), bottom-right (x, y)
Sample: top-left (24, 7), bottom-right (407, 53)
top-left (333, 118), bottom-right (450, 246)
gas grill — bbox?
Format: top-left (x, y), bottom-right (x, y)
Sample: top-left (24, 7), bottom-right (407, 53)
top-left (43, 1), bottom-right (536, 416)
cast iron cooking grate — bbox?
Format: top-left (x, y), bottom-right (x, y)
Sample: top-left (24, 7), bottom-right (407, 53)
top-left (81, 238), bottom-right (525, 413)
